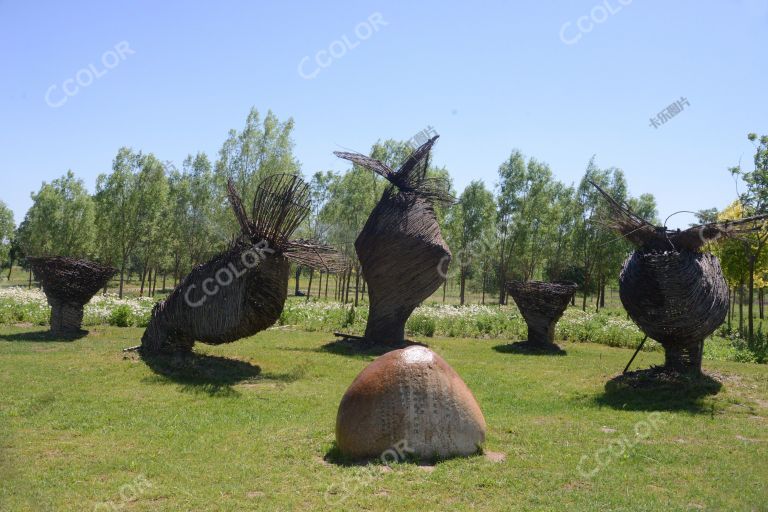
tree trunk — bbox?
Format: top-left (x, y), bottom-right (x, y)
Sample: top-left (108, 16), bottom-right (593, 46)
top-left (600, 282), bottom-right (606, 308)
top-left (344, 267), bottom-right (352, 304)
top-left (481, 266), bottom-right (487, 305)
top-left (459, 266), bottom-right (466, 306)
top-left (294, 265), bottom-right (301, 296)
top-left (325, 272), bottom-right (330, 298)
top-left (306, 268), bottom-right (314, 301)
top-left (739, 279), bottom-right (744, 336)
top-left (498, 263), bottom-right (506, 305)
top-left (595, 277), bottom-right (601, 313)
top-left (354, 268), bottom-right (360, 306)
top-left (317, 271), bottom-right (322, 298)
top-left (748, 256), bottom-right (755, 344)
top-left (143, 267), bottom-right (151, 297)
top-left (173, 260), bottom-right (180, 288)
top-left (118, 262), bottom-right (126, 299)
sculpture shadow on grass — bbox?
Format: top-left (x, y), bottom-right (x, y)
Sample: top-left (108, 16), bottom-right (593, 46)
top-left (320, 337), bottom-right (428, 358)
top-left (323, 443), bottom-right (441, 468)
top-left (140, 351), bottom-right (308, 397)
top-left (492, 341), bottom-right (567, 356)
top-left (594, 367), bottom-right (723, 413)
top-left (0, 329), bottom-right (89, 342)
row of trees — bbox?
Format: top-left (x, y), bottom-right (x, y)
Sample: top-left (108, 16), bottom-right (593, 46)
top-left (440, 153), bottom-right (657, 308)
top-left (0, 107), bottom-right (661, 308)
top-left (3, 109), bottom-right (299, 298)
top-left (0, 107), bottom-right (764, 325)
top-left (707, 134), bottom-right (768, 346)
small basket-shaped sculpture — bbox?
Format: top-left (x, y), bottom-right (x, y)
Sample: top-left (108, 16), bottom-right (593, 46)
top-left (506, 280), bottom-right (577, 346)
top-left (28, 256), bottom-right (117, 334)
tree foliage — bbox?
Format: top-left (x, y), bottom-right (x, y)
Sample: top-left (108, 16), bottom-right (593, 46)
top-left (94, 149), bottom-right (168, 297)
top-left (16, 170), bottom-right (95, 258)
top-left (0, 200), bottom-right (14, 270)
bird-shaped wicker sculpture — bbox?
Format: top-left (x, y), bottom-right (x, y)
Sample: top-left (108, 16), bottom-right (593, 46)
top-left (592, 181), bottom-right (767, 374)
top-left (334, 137), bottom-right (452, 346)
top-left (140, 174), bottom-right (345, 355)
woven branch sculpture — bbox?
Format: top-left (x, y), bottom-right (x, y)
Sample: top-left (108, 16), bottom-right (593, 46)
top-left (140, 174), bottom-right (345, 355)
top-left (28, 257), bottom-right (117, 335)
top-left (334, 136), bottom-right (452, 346)
top-left (592, 181), bottom-right (768, 374)
top-left (506, 280), bottom-right (578, 346)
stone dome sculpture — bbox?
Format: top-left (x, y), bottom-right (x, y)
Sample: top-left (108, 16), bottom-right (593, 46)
top-left (335, 346), bottom-right (486, 460)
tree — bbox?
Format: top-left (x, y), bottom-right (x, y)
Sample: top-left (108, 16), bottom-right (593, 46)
top-left (214, 108), bottom-right (300, 240)
top-left (445, 181), bottom-right (495, 304)
top-left (495, 151), bottom-right (556, 303)
top-left (712, 200), bottom-right (768, 336)
top-left (0, 200), bottom-right (14, 276)
top-left (712, 202), bottom-right (749, 332)
top-left (572, 158), bottom-right (630, 311)
top-left (166, 153), bottom-right (219, 286)
top-left (16, 171), bottom-right (95, 258)
top-left (95, 148), bottom-right (168, 298)
top-left (729, 133), bottom-right (768, 343)
top-left (133, 156), bottom-right (169, 297)
top-left (299, 171), bottom-right (335, 298)
top-left (542, 183), bottom-right (577, 282)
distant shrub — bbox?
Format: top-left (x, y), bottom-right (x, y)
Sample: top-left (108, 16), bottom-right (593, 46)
top-left (407, 315), bottom-right (436, 337)
top-left (108, 305), bottom-right (133, 327)
top-left (343, 306), bottom-right (356, 328)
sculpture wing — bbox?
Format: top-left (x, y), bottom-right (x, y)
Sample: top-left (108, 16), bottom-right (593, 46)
top-left (333, 151), bottom-right (396, 182)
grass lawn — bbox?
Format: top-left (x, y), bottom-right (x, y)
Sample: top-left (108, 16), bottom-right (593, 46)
top-left (1, 326), bottom-right (767, 511)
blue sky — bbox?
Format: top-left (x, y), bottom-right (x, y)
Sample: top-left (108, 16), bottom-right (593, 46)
top-left (1, 0), bottom-right (766, 228)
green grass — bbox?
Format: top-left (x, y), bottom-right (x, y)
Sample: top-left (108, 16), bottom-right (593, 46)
top-left (1, 326), bottom-right (767, 511)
